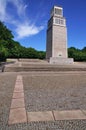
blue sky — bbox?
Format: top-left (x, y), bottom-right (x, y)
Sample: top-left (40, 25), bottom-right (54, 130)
top-left (0, 0), bottom-right (86, 51)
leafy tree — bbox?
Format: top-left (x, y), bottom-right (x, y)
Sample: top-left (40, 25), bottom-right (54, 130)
top-left (82, 47), bottom-right (86, 52)
top-left (38, 51), bottom-right (46, 59)
top-left (0, 21), bottom-right (14, 61)
top-left (0, 21), bottom-right (14, 41)
top-left (0, 44), bottom-right (8, 61)
top-left (68, 47), bottom-right (86, 61)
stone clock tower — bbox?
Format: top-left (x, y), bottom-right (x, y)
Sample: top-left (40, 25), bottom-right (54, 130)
top-left (46, 6), bottom-right (73, 64)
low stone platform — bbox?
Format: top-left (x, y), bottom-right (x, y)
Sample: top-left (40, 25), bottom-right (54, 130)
top-left (4, 59), bottom-right (86, 72)
top-left (0, 59), bottom-right (86, 129)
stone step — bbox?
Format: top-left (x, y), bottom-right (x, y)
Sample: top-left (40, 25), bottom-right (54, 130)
top-left (19, 59), bottom-right (45, 62)
top-left (4, 66), bottom-right (86, 72)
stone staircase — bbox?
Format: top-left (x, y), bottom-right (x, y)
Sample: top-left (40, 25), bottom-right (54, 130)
top-left (4, 64), bottom-right (86, 72)
top-left (3, 59), bottom-right (86, 72)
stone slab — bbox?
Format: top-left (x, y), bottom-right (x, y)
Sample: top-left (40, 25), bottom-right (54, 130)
top-left (16, 78), bottom-right (22, 81)
top-left (16, 77), bottom-right (22, 81)
top-left (14, 85), bottom-right (23, 92)
top-left (14, 87), bottom-right (23, 92)
top-left (16, 80), bottom-right (23, 83)
top-left (16, 81), bottom-right (23, 83)
top-left (27, 111), bottom-right (54, 122)
top-left (15, 83), bottom-right (23, 86)
top-left (14, 89), bottom-right (24, 93)
top-left (15, 82), bottom-right (23, 86)
top-left (11, 98), bottom-right (25, 108)
top-left (15, 83), bottom-right (23, 85)
top-left (13, 92), bottom-right (24, 99)
top-left (17, 75), bottom-right (22, 78)
top-left (8, 108), bottom-right (27, 124)
top-left (82, 110), bottom-right (86, 116)
top-left (14, 84), bottom-right (23, 89)
top-left (17, 77), bottom-right (22, 79)
top-left (53, 110), bottom-right (86, 120)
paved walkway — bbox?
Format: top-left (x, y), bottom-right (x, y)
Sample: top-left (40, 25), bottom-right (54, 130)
top-left (8, 75), bottom-right (86, 125)
top-left (0, 61), bottom-right (86, 129)
top-left (8, 75), bottom-right (27, 124)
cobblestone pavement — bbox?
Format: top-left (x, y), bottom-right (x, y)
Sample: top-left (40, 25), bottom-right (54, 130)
top-left (23, 73), bottom-right (86, 111)
top-left (0, 72), bottom-right (86, 129)
top-left (0, 120), bottom-right (86, 130)
top-left (0, 73), bottom-right (17, 128)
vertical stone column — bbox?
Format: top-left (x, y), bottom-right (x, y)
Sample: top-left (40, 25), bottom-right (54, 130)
top-left (46, 6), bottom-right (73, 64)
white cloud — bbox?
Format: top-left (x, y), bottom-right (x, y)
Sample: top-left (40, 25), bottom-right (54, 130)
top-left (16, 22), bottom-right (44, 39)
top-left (0, 0), bottom-right (28, 20)
top-left (0, 0), bottom-right (44, 39)
top-left (11, 0), bottom-right (28, 16)
top-left (0, 0), bottom-right (7, 21)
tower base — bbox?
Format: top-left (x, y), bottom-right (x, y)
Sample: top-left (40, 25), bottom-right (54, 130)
top-left (50, 57), bottom-right (74, 64)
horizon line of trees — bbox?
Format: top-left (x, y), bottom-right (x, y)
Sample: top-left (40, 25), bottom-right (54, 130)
top-left (68, 47), bottom-right (86, 61)
top-left (0, 21), bottom-right (86, 62)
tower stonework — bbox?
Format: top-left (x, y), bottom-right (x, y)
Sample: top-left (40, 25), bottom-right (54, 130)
top-left (46, 6), bottom-right (73, 64)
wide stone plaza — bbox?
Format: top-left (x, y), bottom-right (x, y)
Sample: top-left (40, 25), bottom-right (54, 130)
top-left (0, 59), bottom-right (86, 130)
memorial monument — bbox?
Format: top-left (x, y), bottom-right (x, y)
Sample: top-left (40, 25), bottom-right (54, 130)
top-left (46, 5), bottom-right (73, 64)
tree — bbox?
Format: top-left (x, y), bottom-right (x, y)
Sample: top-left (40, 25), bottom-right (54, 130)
top-left (82, 47), bottom-right (86, 52)
top-left (26, 48), bottom-right (38, 58)
top-left (68, 47), bottom-right (77, 59)
top-left (0, 44), bottom-right (8, 61)
top-left (68, 47), bottom-right (86, 61)
top-left (38, 51), bottom-right (46, 59)
top-left (0, 21), bottom-right (14, 41)
top-left (0, 21), bottom-right (15, 61)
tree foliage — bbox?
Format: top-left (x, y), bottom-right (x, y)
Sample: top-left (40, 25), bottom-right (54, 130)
top-left (68, 47), bottom-right (86, 61)
top-left (0, 44), bottom-right (8, 61)
top-left (0, 21), bottom-right (46, 61)
top-left (0, 21), bottom-right (14, 41)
